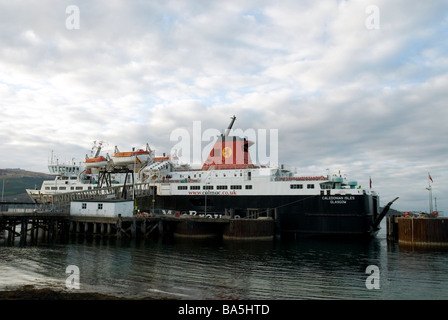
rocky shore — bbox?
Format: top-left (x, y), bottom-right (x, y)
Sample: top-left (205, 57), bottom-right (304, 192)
top-left (0, 285), bottom-right (155, 300)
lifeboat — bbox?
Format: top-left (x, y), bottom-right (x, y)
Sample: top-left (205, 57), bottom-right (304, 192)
top-left (112, 148), bottom-right (150, 165)
top-left (84, 155), bottom-right (109, 168)
top-left (153, 156), bottom-right (170, 162)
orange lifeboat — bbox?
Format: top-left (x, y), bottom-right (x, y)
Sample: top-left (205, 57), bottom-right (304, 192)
top-left (84, 155), bottom-right (109, 168)
top-left (112, 148), bottom-right (150, 165)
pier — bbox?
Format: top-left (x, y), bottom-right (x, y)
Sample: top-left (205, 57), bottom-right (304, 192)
top-left (0, 207), bottom-right (275, 244)
top-left (397, 216), bottom-right (448, 247)
top-left (0, 211), bottom-right (69, 245)
top-left (387, 214), bottom-right (448, 247)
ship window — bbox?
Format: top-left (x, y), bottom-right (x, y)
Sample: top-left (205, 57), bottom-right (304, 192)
top-left (98, 203), bottom-right (103, 210)
top-left (178, 186), bottom-right (188, 190)
top-left (59, 187), bottom-right (66, 190)
top-left (82, 203), bottom-right (87, 209)
top-left (76, 187), bottom-right (83, 190)
top-left (203, 185), bottom-right (214, 190)
top-left (217, 185), bottom-right (228, 190)
top-left (190, 186), bottom-right (200, 190)
top-left (51, 187), bottom-right (57, 190)
top-left (45, 187), bottom-right (50, 190)
top-left (307, 184), bottom-right (315, 189)
top-left (71, 187), bottom-right (75, 190)
top-left (245, 185), bottom-right (252, 190)
top-left (290, 184), bottom-right (303, 189)
top-left (230, 185), bottom-right (242, 190)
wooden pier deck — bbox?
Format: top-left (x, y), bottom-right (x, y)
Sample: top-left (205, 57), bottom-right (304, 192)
top-left (0, 211), bottom-right (275, 244)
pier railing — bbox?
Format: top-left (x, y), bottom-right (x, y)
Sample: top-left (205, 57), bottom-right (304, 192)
top-left (0, 202), bottom-right (56, 213)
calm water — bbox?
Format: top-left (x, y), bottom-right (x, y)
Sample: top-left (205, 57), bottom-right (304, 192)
top-left (1, 220), bottom-right (448, 300)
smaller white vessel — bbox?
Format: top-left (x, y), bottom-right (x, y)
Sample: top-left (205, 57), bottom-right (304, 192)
top-left (26, 142), bottom-right (153, 204)
top-left (26, 152), bottom-right (98, 204)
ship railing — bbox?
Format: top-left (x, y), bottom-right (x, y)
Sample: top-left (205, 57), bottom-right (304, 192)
top-left (275, 176), bottom-right (328, 181)
top-left (146, 178), bottom-right (201, 184)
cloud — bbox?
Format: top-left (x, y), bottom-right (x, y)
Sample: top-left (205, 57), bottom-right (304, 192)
top-left (0, 0), bottom-right (447, 212)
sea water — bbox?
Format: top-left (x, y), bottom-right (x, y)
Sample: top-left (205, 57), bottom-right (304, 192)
top-left (1, 219), bottom-right (448, 300)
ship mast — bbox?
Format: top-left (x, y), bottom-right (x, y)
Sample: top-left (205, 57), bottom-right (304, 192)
top-left (426, 172), bottom-right (433, 214)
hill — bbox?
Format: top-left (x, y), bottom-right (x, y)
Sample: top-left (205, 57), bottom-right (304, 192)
top-left (0, 169), bottom-right (54, 202)
top-left (0, 168), bottom-right (53, 179)
top-left (384, 207), bottom-right (402, 215)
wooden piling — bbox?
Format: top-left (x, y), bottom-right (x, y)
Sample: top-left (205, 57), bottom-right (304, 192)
top-left (386, 215), bottom-right (400, 241)
top-left (7, 222), bottom-right (13, 242)
top-left (48, 218), bottom-right (55, 241)
top-left (116, 215), bottom-right (122, 239)
top-left (140, 219), bottom-right (146, 236)
top-left (30, 219), bottom-right (36, 242)
top-left (131, 218), bottom-right (137, 238)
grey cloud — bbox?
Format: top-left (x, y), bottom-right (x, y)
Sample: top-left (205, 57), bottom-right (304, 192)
top-left (0, 0), bottom-right (447, 212)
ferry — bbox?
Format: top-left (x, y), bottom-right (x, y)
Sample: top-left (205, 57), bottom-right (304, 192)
top-left (25, 154), bottom-right (98, 204)
top-left (26, 117), bottom-right (396, 238)
top-left (136, 116), bottom-right (396, 238)
top-left (25, 143), bottom-right (148, 203)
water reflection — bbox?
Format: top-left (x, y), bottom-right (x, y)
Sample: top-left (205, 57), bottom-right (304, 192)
top-left (1, 221), bottom-right (448, 299)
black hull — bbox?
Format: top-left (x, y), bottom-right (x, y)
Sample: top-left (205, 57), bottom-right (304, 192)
top-left (137, 193), bottom-right (380, 239)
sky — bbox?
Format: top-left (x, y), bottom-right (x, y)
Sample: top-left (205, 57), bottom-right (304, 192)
top-left (0, 0), bottom-right (447, 213)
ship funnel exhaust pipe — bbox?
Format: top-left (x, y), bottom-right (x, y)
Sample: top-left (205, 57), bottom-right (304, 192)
top-left (372, 197), bottom-right (399, 231)
top-left (224, 115), bottom-right (236, 137)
